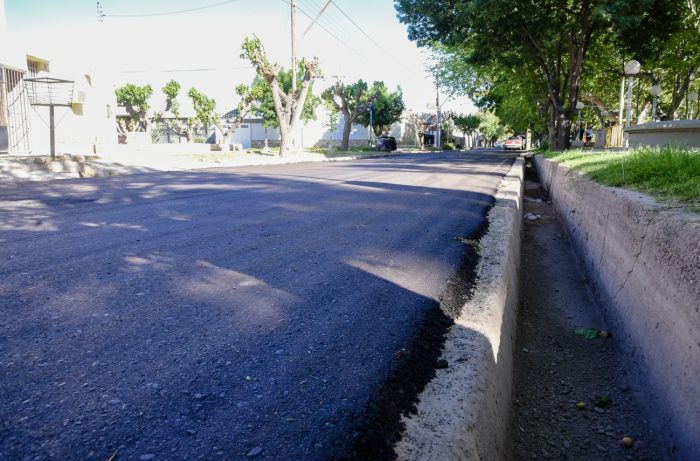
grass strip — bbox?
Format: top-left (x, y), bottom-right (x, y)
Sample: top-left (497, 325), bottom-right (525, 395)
top-left (543, 146), bottom-right (699, 204)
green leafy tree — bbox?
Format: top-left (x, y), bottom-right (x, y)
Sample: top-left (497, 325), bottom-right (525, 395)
top-left (395, 0), bottom-right (666, 148)
top-left (160, 80), bottom-right (194, 142)
top-left (241, 36), bottom-right (322, 157)
top-left (322, 99), bottom-right (340, 147)
top-left (356, 82), bottom-right (405, 136)
top-left (477, 111), bottom-right (506, 146)
top-left (453, 113), bottom-right (481, 148)
top-left (188, 88), bottom-right (217, 128)
top-left (321, 79), bottom-right (378, 149)
top-left (115, 83), bottom-right (153, 136)
top-left (187, 86), bottom-right (256, 146)
top-left (250, 69), bottom-right (320, 128)
top-left (221, 84), bottom-right (257, 144)
top-left (162, 80), bottom-right (181, 114)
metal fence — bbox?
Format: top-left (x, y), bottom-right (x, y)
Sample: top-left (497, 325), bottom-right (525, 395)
top-left (0, 66), bottom-right (32, 155)
top-left (136, 119), bottom-right (211, 144)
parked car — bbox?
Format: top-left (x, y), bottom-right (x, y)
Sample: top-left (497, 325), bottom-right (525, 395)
top-left (518, 134), bottom-right (528, 149)
top-left (375, 136), bottom-right (397, 152)
top-left (504, 136), bottom-right (524, 150)
top-left (494, 140), bottom-right (505, 150)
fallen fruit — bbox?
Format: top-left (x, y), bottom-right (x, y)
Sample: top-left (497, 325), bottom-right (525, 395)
top-left (576, 401), bottom-right (586, 410)
top-left (621, 436), bottom-right (634, 448)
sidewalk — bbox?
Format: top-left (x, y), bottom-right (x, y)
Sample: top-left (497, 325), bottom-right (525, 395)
top-left (0, 149), bottom-right (417, 183)
top-left (511, 161), bottom-right (664, 460)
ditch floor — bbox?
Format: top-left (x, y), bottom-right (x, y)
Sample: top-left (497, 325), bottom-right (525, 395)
top-left (511, 163), bottom-right (665, 460)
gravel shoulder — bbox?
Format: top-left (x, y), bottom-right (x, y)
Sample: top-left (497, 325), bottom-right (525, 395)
top-left (511, 161), bottom-right (665, 460)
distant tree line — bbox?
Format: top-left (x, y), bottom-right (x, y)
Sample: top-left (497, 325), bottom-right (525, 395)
top-left (115, 36), bottom-right (406, 157)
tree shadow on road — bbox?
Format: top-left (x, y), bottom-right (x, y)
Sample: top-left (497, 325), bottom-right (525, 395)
top-left (0, 162), bottom-right (513, 460)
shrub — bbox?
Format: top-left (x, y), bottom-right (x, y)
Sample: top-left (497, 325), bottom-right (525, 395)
top-left (441, 141), bottom-right (455, 150)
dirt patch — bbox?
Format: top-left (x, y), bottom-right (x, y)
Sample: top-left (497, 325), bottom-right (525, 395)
top-left (512, 159), bottom-right (665, 460)
top-left (341, 211), bottom-right (493, 461)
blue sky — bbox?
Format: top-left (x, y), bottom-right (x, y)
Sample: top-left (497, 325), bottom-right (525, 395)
top-left (5, 0), bottom-right (474, 113)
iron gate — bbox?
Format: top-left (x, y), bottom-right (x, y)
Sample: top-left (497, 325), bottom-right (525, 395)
top-left (0, 65), bottom-right (32, 155)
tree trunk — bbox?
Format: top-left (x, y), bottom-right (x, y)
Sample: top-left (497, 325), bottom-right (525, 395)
top-left (555, 112), bottom-right (570, 149)
top-left (278, 121), bottom-right (293, 158)
top-left (341, 116), bottom-right (352, 150)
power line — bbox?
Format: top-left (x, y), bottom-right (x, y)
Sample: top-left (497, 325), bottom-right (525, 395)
top-left (102, 0), bottom-right (366, 59)
top-left (330, 0), bottom-right (390, 55)
top-left (299, 0), bottom-right (389, 63)
top-left (298, 0), bottom-right (366, 52)
top-left (301, 0), bottom-right (332, 38)
top-left (279, 0), bottom-right (365, 58)
top-left (103, 0), bottom-right (243, 18)
top-left (301, 0), bottom-right (362, 43)
top-left (114, 66), bottom-right (255, 74)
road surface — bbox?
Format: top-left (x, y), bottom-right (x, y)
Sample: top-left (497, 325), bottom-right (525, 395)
top-left (0, 151), bottom-right (515, 460)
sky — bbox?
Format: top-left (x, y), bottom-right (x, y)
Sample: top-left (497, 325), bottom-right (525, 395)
top-left (4, 0), bottom-right (475, 115)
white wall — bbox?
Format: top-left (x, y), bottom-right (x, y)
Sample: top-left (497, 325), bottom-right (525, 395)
top-left (26, 65), bottom-right (117, 155)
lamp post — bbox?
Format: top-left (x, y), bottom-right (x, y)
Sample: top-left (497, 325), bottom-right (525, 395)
top-left (575, 101), bottom-right (585, 141)
top-left (367, 102), bottom-right (373, 147)
top-left (649, 84), bottom-right (662, 122)
top-left (623, 60), bottom-right (641, 148)
top-left (688, 92), bottom-right (698, 120)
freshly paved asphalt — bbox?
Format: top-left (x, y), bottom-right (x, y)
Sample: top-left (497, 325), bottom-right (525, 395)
top-left (0, 151), bottom-right (515, 460)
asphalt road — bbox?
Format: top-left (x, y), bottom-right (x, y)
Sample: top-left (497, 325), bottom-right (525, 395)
top-left (0, 151), bottom-right (515, 461)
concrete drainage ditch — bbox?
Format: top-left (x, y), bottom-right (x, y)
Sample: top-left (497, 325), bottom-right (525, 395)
top-left (392, 153), bottom-right (698, 460)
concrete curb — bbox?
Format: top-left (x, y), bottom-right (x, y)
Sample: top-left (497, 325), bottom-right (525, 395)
top-left (533, 154), bottom-right (700, 459)
top-left (394, 157), bottom-right (524, 460)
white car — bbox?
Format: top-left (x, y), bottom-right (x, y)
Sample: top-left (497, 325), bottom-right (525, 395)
top-left (504, 136), bottom-right (524, 150)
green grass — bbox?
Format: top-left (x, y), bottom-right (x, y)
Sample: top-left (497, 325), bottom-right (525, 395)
top-left (543, 146), bottom-right (700, 204)
top-left (306, 146), bottom-right (375, 156)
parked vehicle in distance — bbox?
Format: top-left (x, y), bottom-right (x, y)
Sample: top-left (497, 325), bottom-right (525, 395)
top-left (518, 135), bottom-right (528, 149)
top-left (504, 136), bottom-right (524, 150)
top-left (494, 140), bottom-right (505, 149)
top-left (375, 136), bottom-right (397, 152)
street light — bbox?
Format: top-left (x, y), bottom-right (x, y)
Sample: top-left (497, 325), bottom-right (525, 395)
top-left (624, 60), bottom-right (641, 148)
top-left (688, 92), bottom-right (698, 120)
top-left (367, 102), bottom-right (373, 147)
top-left (649, 84), bottom-right (662, 122)
top-left (575, 101), bottom-right (585, 141)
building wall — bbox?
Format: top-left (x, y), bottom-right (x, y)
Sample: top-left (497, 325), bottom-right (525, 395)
top-left (1, 48), bottom-right (118, 156)
top-left (27, 68), bottom-right (117, 156)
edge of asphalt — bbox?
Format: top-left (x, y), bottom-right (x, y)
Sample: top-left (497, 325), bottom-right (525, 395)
top-left (394, 156), bottom-right (524, 460)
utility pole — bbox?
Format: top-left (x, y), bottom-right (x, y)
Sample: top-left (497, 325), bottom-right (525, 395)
top-left (368, 103), bottom-right (373, 147)
top-left (435, 78), bottom-right (441, 148)
top-left (290, 0), bottom-right (297, 97)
